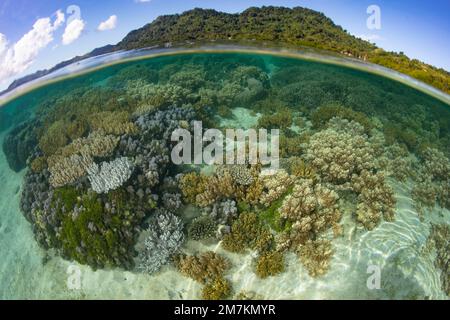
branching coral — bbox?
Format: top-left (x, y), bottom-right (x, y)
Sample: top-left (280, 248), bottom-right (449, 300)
top-left (429, 224), bottom-right (450, 296)
top-left (201, 277), bottom-right (232, 300)
top-left (259, 169), bottom-right (294, 207)
top-left (188, 216), bottom-right (217, 240)
top-left (352, 170), bottom-right (395, 230)
top-left (412, 148), bottom-right (450, 212)
top-left (298, 239), bottom-right (333, 278)
top-left (175, 251), bottom-right (230, 284)
top-left (311, 104), bottom-right (372, 133)
top-left (88, 111), bottom-right (138, 136)
top-left (221, 212), bottom-right (274, 253)
top-left (136, 209), bottom-right (185, 274)
top-left (202, 199), bottom-right (238, 225)
top-left (255, 251), bottom-right (285, 278)
top-left (38, 120), bottom-right (69, 156)
top-left (87, 157), bottom-right (134, 194)
top-left (47, 131), bottom-right (120, 188)
top-left (306, 119), bottom-right (374, 185)
top-left (48, 154), bottom-right (93, 188)
top-left (279, 179), bottom-right (341, 243)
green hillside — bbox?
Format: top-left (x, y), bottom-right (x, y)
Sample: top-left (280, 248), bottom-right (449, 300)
top-left (117, 6), bottom-right (450, 94)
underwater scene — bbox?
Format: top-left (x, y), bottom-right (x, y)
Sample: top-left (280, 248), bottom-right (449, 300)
top-left (0, 51), bottom-right (449, 300)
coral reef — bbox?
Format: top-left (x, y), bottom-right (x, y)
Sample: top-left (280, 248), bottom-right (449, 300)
top-left (412, 148), bottom-right (450, 212)
top-left (2, 120), bottom-right (39, 171)
top-left (88, 111), bottom-right (138, 136)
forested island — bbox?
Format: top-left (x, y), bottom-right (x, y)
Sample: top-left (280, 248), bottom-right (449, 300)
top-left (2, 6), bottom-right (449, 95)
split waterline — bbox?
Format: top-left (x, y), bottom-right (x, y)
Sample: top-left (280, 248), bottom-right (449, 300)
top-left (0, 49), bottom-right (449, 299)
top-left (1, 45), bottom-right (449, 108)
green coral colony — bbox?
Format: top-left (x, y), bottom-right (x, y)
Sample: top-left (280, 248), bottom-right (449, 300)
top-left (1, 51), bottom-right (449, 299)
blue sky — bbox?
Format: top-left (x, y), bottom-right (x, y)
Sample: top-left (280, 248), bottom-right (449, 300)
top-left (0, 0), bottom-right (449, 90)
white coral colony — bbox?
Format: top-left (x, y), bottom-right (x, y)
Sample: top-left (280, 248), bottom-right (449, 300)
top-left (88, 157), bottom-right (134, 194)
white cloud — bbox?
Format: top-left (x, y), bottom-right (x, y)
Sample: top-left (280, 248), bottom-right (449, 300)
top-left (54, 9), bottom-right (65, 28)
top-left (136, 0), bottom-right (152, 3)
top-left (97, 15), bottom-right (117, 31)
top-left (0, 11), bottom-right (64, 84)
top-left (62, 18), bottom-right (85, 45)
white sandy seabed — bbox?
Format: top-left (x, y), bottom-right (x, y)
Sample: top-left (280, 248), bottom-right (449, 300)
top-left (0, 117), bottom-right (449, 299)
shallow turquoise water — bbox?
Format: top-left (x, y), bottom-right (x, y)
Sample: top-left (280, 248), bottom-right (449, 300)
top-left (0, 51), bottom-right (449, 299)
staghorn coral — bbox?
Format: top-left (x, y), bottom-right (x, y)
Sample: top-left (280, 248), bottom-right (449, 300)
top-left (175, 251), bottom-right (230, 284)
top-left (254, 251), bottom-right (285, 278)
top-left (136, 209), bottom-right (185, 274)
top-left (298, 239), bottom-right (333, 278)
top-left (87, 157), bottom-right (134, 194)
top-left (201, 277), bottom-right (232, 300)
